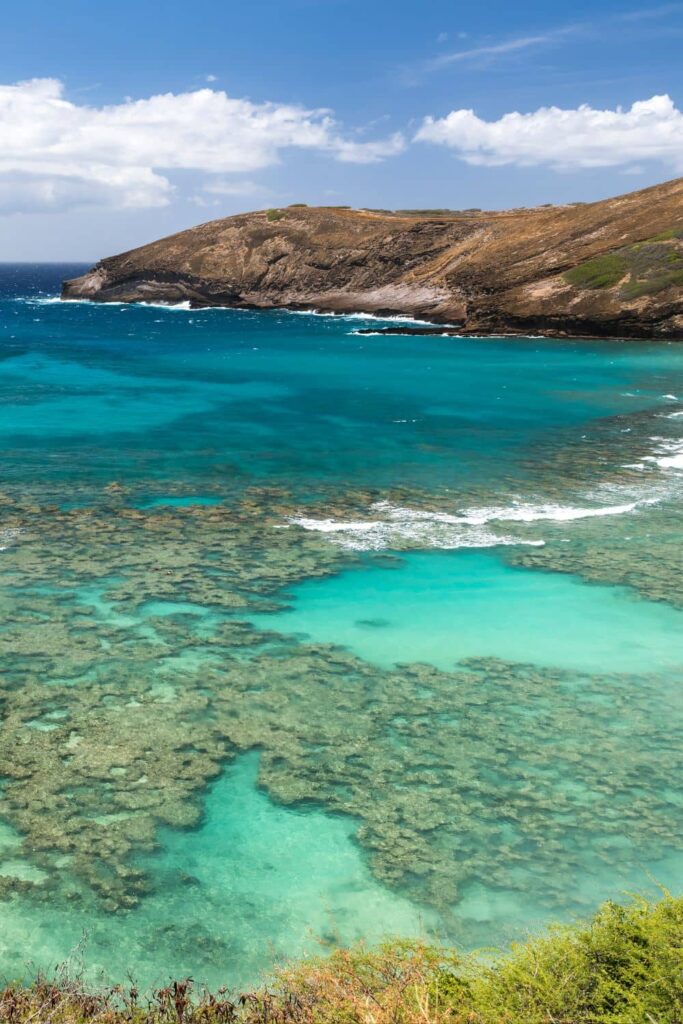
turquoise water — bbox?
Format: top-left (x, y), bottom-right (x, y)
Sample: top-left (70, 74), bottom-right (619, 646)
top-left (251, 550), bottom-right (683, 674)
top-left (0, 265), bottom-right (682, 990)
top-left (3, 265), bottom-right (682, 493)
top-left (0, 756), bottom-right (434, 990)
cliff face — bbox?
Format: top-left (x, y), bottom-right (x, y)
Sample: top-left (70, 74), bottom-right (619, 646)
top-left (63, 178), bottom-right (683, 339)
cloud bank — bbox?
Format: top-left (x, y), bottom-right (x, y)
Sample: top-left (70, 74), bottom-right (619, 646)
top-left (0, 78), bottom-right (404, 213)
top-left (415, 95), bottom-right (683, 171)
top-left (2, 80), bottom-right (681, 215)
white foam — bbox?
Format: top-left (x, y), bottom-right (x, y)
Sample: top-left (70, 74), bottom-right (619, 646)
top-left (349, 329), bottom-right (552, 341)
top-left (284, 309), bottom-right (453, 326)
top-left (291, 517), bottom-right (380, 534)
top-left (283, 493), bottom-right (650, 552)
top-left (136, 301), bottom-right (193, 310)
top-left (18, 296), bottom-right (92, 305)
top-left (628, 430), bottom-right (683, 473)
top-left (657, 452), bottom-right (683, 470)
top-left (373, 499), bottom-right (640, 526)
top-left (287, 512), bottom-right (545, 552)
top-left (21, 297), bottom-right (130, 307)
top-left (0, 528), bottom-right (21, 551)
top-left (20, 297), bottom-right (450, 323)
top-left (136, 300), bottom-right (256, 311)
top-left (643, 439), bottom-right (683, 471)
top-left (21, 297), bottom-right (244, 312)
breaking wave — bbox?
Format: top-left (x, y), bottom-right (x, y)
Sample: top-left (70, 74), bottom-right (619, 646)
top-left (641, 438), bottom-right (683, 472)
top-left (284, 499), bottom-right (644, 552)
top-left (286, 511), bottom-right (546, 552)
top-left (284, 309), bottom-right (454, 326)
top-left (283, 489), bottom-right (664, 552)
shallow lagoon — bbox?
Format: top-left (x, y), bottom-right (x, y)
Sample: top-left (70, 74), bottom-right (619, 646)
top-left (251, 549), bottom-right (683, 674)
top-left (0, 265), bottom-right (682, 990)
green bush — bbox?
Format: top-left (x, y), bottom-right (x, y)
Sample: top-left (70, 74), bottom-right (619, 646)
top-left (647, 228), bottom-right (683, 242)
top-left (467, 892), bottom-right (683, 1022)
top-left (566, 237), bottom-right (683, 297)
top-left (621, 268), bottom-right (683, 299)
top-left (266, 208), bottom-right (285, 222)
top-left (564, 254), bottom-right (628, 289)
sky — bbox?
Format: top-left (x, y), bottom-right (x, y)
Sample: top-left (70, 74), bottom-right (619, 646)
top-left (1, 0), bottom-right (682, 260)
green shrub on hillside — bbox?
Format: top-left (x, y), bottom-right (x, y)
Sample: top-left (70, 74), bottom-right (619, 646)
top-left (266, 208), bottom-right (285, 222)
top-left (564, 253), bottom-right (628, 289)
top-left (647, 228), bottom-right (683, 242)
top-left (467, 893), bottom-right (683, 1022)
top-left (566, 236), bottom-right (683, 297)
top-left (621, 267), bottom-right (683, 299)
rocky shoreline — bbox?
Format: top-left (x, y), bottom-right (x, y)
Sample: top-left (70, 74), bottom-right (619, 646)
top-left (353, 325), bottom-right (652, 340)
top-left (63, 177), bottom-right (683, 340)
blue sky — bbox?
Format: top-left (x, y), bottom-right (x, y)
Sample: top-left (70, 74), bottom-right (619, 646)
top-left (1, 0), bottom-right (681, 259)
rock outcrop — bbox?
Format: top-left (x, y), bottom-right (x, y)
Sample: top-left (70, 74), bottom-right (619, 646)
top-left (63, 178), bottom-right (683, 339)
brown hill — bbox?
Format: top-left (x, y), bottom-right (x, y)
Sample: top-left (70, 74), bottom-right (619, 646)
top-left (63, 178), bottom-right (683, 339)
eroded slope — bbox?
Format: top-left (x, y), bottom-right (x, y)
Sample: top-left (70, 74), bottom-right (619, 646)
top-left (63, 178), bottom-right (683, 339)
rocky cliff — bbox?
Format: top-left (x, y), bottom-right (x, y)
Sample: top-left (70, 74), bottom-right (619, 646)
top-left (63, 178), bottom-right (683, 339)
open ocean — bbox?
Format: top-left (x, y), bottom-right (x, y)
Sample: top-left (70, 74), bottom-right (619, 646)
top-left (1, 263), bottom-right (682, 989)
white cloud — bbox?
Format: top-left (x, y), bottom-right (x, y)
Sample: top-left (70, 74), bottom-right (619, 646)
top-left (415, 95), bottom-right (683, 171)
top-left (429, 34), bottom-right (555, 68)
top-left (202, 179), bottom-right (267, 197)
top-left (0, 78), bottom-right (405, 213)
top-left (330, 132), bottom-right (405, 163)
top-left (424, 7), bottom-right (680, 74)
top-left (0, 169), bottom-right (170, 213)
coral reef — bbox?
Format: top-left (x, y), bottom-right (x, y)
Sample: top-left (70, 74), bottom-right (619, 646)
top-left (0, 393), bottom-right (680, 927)
top-left (0, 470), bottom-right (681, 918)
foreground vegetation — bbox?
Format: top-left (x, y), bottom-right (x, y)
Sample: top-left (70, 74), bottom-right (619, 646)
top-left (2, 894), bottom-right (681, 1023)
